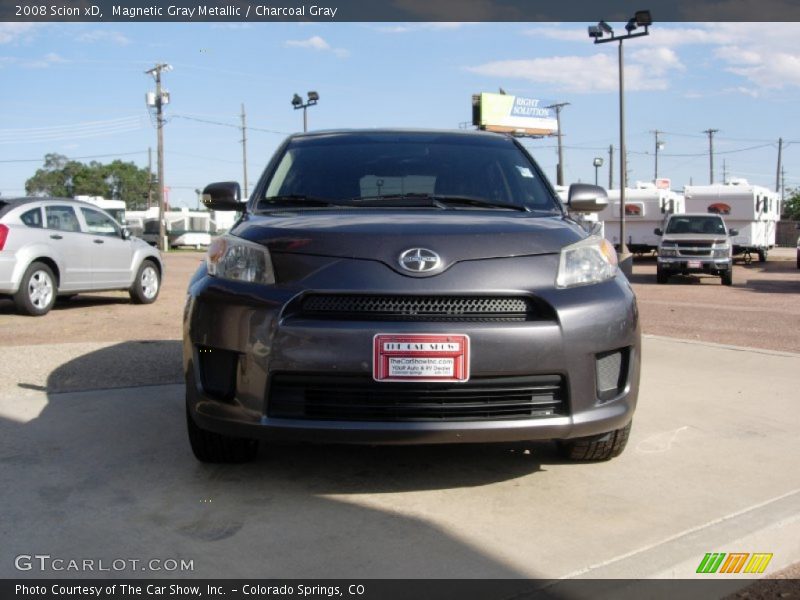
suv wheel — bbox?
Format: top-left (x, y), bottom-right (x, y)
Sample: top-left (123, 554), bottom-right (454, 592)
top-left (14, 261), bottom-right (57, 316)
top-left (557, 421), bottom-right (632, 461)
top-left (129, 260), bottom-right (160, 304)
top-left (721, 270), bottom-right (733, 286)
top-left (656, 267), bottom-right (669, 284)
top-left (187, 407), bottom-right (259, 463)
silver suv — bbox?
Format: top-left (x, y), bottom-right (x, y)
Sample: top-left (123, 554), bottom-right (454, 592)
top-left (655, 213), bottom-right (737, 286)
top-left (0, 197), bottom-right (163, 316)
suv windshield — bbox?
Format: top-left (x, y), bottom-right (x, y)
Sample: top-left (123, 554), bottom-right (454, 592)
top-left (257, 133), bottom-right (559, 213)
top-left (666, 215), bottom-right (727, 235)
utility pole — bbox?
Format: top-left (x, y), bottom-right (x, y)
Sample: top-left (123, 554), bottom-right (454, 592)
top-left (703, 128), bottom-right (718, 184)
top-left (547, 102), bottom-right (570, 186)
top-left (722, 159), bottom-right (728, 184)
top-left (776, 137), bottom-right (783, 193)
top-left (608, 144), bottom-right (614, 189)
top-left (240, 103), bottom-right (249, 198)
top-left (145, 63), bottom-right (172, 252)
top-left (781, 167), bottom-right (786, 203)
top-left (147, 147), bottom-right (153, 209)
top-left (652, 130), bottom-right (664, 181)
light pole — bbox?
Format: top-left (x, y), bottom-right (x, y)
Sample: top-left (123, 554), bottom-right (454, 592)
top-left (593, 157), bottom-right (604, 185)
top-left (291, 91), bottom-right (319, 133)
top-left (589, 10), bottom-right (652, 277)
top-left (546, 102), bottom-right (570, 186)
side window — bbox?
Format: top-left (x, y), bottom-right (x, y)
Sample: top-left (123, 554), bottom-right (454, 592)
top-left (21, 207), bottom-right (43, 228)
top-left (80, 208), bottom-right (120, 237)
top-left (45, 206), bottom-right (81, 232)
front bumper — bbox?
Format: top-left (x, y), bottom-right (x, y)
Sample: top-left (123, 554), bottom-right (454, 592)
top-left (184, 257), bottom-right (640, 445)
top-left (657, 257), bottom-right (731, 274)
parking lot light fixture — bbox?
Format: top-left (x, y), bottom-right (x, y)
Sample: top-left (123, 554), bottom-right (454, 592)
top-left (588, 9), bottom-right (652, 277)
top-left (291, 91), bottom-right (320, 133)
top-left (593, 157), bottom-right (604, 185)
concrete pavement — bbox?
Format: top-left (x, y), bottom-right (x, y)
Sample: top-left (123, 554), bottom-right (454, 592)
top-left (1, 336), bottom-right (798, 581)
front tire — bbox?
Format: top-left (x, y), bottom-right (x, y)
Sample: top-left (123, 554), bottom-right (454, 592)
top-left (187, 407), bottom-right (259, 463)
top-left (757, 249), bottom-right (767, 263)
top-left (14, 262), bottom-right (57, 316)
top-left (557, 421), bottom-right (632, 461)
top-left (721, 270), bottom-right (733, 286)
top-left (129, 259), bottom-right (160, 304)
top-left (656, 267), bottom-right (669, 284)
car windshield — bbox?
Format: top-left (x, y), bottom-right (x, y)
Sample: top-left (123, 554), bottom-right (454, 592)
top-left (666, 216), bottom-right (726, 235)
top-left (256, 133), bottom-right (560, 213)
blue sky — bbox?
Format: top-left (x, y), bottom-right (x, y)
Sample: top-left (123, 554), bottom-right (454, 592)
top-left (1, 21), bottom-right (799, 207)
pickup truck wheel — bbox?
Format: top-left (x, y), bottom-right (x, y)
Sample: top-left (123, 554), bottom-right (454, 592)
top-left (14, 262), bottom-right (57, 316)
top-left (557, 421), bottom-right (631, 461)
top-left (721, 270), bottom-right (733, 286)
top-left (656, 268), bottom-right (668, 284)
top-left (187, 407), bottom-right (259, 463)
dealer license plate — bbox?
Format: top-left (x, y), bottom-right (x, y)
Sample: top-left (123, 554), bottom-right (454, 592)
top-left (373, 334), bottom-right (470, 382)
top-left (688, 260), bottom-right (702, 268)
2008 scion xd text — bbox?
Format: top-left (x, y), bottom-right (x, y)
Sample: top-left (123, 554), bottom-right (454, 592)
top-left (184, 129), bottom-right (640, 463)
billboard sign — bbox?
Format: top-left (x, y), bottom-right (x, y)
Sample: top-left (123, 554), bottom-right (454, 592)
top-left (475, 92), bottom-right (558, 136)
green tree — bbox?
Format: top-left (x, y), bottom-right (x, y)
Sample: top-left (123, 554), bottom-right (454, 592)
top-left (25, 154), bottom-right (151, 208)
top-left (782, 188), bottom-right (800, 221)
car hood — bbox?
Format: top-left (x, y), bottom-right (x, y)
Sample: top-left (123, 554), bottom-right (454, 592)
top-left (233, 210), bottom-right (582, 275)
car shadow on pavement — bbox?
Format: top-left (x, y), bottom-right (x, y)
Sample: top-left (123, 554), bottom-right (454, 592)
top-left (0, 341), bottom-right (579, 579)
top-left (0, 294), bottom-right (132, 315)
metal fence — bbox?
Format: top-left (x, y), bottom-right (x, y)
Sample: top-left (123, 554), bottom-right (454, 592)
top-left (776, 220), bottom-right (799, 247)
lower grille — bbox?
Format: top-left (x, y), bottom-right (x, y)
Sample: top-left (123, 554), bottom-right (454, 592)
top-left (268, 374), bottom-right (567, 422)
top-left (295, 294), bottom-right (547, 322)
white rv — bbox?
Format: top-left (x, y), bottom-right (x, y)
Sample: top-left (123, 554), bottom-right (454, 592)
top-left (74, 195), bottom-right (126, 225)
top-left (683, 179), bottom-right (780, 262)
top-left (600, 182), bottom-right (685, 253)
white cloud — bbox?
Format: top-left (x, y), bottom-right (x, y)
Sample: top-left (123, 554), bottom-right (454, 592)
top-left (374, 22), bottom-right (475, 34)
top-left (0, 53), bottom-right (67, 69)
top-left (466, 50), bottom-right (684, 94)
top-left (284, 35), bottom-right (350, 58)
top-left (76, 30), bottom-right (131, 45)
top-left (0, 23), bottom-right (42, 45)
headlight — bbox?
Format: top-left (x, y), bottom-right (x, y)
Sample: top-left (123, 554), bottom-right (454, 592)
top-left (659, 248), bottom-right (678, 257)
top-left (712, 243), bottom-right (730, 258)
top-left (556, 236), bottom-right (618, 289)
top-left (206, 235), bottom-right (275, 284)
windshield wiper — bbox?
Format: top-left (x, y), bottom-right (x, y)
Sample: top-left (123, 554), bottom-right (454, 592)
top-left (258, 194), bottom-right (350, 208)
top-left (347, 193), bottom-right (449, 209)
top-left (347, 193), bottom-right (530, 212)
top-left (429, 195), bottom-right (531, 212)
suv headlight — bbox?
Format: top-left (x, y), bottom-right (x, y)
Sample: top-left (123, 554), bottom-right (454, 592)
top-left (712, 243), bottom-right (730, 258)
top-left (206, 235), bottom-right (275, 284)
top-left (556, 236), bottom-right (618, 289)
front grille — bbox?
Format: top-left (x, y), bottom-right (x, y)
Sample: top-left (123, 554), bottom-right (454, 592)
top-left (676, 241), bottom-right (713, 257)
top-left (296, 295), bottom-right (546, 322)
top-left (268, 374), bottom-right (567, 421)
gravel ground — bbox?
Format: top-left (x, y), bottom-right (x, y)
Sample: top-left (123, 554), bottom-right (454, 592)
top-left (1, 246), bottom-right (798, 591)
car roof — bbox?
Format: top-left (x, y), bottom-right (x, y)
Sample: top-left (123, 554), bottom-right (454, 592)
top-left (285, 128), bottom-right (517, 147)
top-left (0, 196), bottom-right (114, 219)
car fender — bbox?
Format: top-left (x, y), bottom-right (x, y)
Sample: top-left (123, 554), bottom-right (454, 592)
top-left (8, 243), bottom-right (64, 294)
top-left (128, 242), bottom-right (163, 286)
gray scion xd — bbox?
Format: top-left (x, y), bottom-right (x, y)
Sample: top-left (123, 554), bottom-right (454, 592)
top-left (184, 130), bottom-right (640, 463)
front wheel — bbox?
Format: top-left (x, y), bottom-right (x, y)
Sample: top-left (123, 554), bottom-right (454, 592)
top-left (187, 407), bottom-right (259, 463)
top-left (557, 421), bottom-right (632, 461)
top-left (757, 249), bottom-right (768, 263)
top-left (129, 260), bottom-right (160, 304)
top-left (14, 262), bottom-right (57, 316)
top-left (656, 267), bottom-right (669, 284)
top-left (721, 270), bottom-right (733, 286)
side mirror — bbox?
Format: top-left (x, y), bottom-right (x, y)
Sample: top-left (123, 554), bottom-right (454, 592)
top-left (728, 228), bottom-right (739, 237)
top-left (654, 228), bottom-right (663, 236)
top-left (121, 227), bottom-right (132, 240)
top-left (202, 181), bottom-right (244, 211)
top-left (567, 183), bottom-right (608, 213)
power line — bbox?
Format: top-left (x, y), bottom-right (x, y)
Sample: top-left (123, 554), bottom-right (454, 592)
top-left (0, 151), bottom-right (147, 163)
top-left (172, 114), bottom-right (288, 135)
